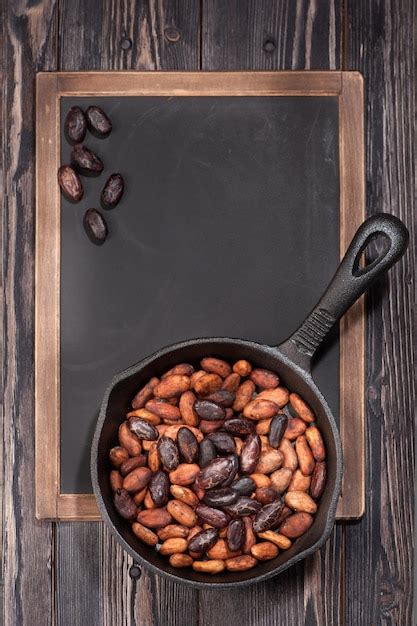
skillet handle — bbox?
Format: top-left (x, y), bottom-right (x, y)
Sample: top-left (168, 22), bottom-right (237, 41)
top-left (277, 213), bottom-right (409, 372)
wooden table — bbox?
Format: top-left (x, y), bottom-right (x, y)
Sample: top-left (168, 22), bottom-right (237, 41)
top-left (2, 1), bottom-right (414, 624)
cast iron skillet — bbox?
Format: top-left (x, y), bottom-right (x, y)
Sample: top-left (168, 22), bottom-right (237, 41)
top-left (91, 213), bottom-right (408, 589)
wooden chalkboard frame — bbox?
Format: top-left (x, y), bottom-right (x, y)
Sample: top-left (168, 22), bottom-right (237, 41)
top-left (35, 71), bottom-right (364, 521)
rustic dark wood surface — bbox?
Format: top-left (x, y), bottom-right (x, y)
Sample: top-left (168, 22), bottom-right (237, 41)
top-left (1, 1), bottom-right (414, 625)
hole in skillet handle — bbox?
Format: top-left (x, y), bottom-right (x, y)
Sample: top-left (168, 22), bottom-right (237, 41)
top-left (352, 231), bottom-right (391, 277)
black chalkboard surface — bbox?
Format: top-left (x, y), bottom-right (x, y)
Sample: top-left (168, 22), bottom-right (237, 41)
top-left (60, 95), bottom-right (339, 493)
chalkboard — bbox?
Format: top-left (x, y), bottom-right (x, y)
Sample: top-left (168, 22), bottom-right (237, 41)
top-left (36, 71), bottom-right (365, 520)
top-left (59, 95), bottom-right (340, 493)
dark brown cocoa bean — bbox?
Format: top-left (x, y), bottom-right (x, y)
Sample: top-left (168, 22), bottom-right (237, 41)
top-left (64, 106), bottom-right (87, 144)
top-left (254, 486), bottom-right (279, 505)
top-left (203, 487), bottom-right (238, 508)
top-left (207, 431), bottom-right (236, 454)
top-left (223, 416), bottom-right (255, 436)
top-left (240, 433), bottom-right (261, 474)
top-left (187, 528), bottom-right (218, 554)
top-left (101, 173), bottom-right (124, 208)
top-left (195, 504), bottom-right (229, 528)
top-left (199, 457), bottom-right (236, 490)
top-left (149, 470), bottom-right (170, 507)
top-left (227, 518), bottom-right (245, 552)
top-left (113, 488), bottom-right (137, 520)
top-left (219, 454), bottom-right (239, 488)
top-left (177, 426), bottom-right (199, 463)
top-left (310, 461), bottom-right (327, 500)
top-left (231, 476), bottom-right (256, 496)
top-left (58, 165), bottom-right (83, 202)
top-left (83, 208), bottom-right (108, 244)
top-left (129, 417), bottom-right (158, 440)
top-left (194, 400), bottom-right (226, 421)
top-left (198, 438), bottom-right (217, 468)
top-left (206, 389), bottom-right (235, 407)
top-left (269, 414), bottom-right (288, 448)
top-left (71, 144), bottom-right (103, 174)
top-left (253, 499), bottom-right (284, 532)
top-left (157, 436), bottom-right (180, 471)
top-left (224, 496), bottom-right (262, 517)
top-left (85, 105), bottom-right (112, 137)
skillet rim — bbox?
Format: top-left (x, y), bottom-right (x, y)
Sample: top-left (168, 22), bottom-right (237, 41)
top-left (91, 336), bottom-right (343, 589)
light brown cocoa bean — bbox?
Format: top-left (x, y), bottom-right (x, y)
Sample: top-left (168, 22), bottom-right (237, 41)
top-left (243, 399), bottom-right (279, 420)
top-left (187, 526), bottom-right (203, 541)
top-left (233, 380), bottom-right (255, 412)
top-left (279, 512), bottom-right (314, 538)
top-left (256, 531), bottom-right (292, 550)
top-left (305, 426), bottom-right (326, 461)
top-left (193, 560), bottom-right (225, 574)
top-left (170, 485), bottom-right (199, 507)
top-left (190, 370), bottom-right (206, 387)
top-left (207, 539), bottom-right (240, 560)
top-left (289, 393), bottom-right (315, 423)
top-left (122, 467), bottom-right (152, 493)
top-left (250, 368), bottom-right (279, 389)
top-left (222, 372), bottom-right (241, 392)
top-left (201, 357), bottom-right (232, 378)
top-left (118, 421), bottom-right (142, 456)
top-left (133, 487), bottom-right (147, 505)
top-left (295, 435), bottom-right (315, 475)
top-left (137, 508), bottom-right (173, 528)
top-left (110, 470), bottom-right (123, 491)
top-left (131, 522), bottom-right (158, 546)
top-left (257, 387), bottom-right (290, 408)
top-left (243, 516), bottom-right (256, 554)
top-left (169, 553), bottom-right (193, 568)
top-left (270, 468), bottom-right (293, 494)
top-left (154, 375), bottom-right (191, 399)
top-left (132, 377), bottom-right (159, 409)
top-left (169, 463), bottom-right (200, 486)
top-left (284, 417), bottom-right (307, 440)
top-left (120, 455), bottom-right (147, 476)
top-left (279, 438), bottom-right (298, 471)
top-left (250, 541), bottom-right (279, 561)
top-left (256, 418), bottom-right (272, 435)
top-left (255, 449), bottom-right (284, 474)
top-left (250, 473), bottom-right (271, 488)
top-left (109, 446), bottom-right (129, 468)
top-left (127, 408), bottom-right (161, 425)
top-left (148, 443), bottom-right (161, 472)
top-left (225, 555), bottom-right (257, 571)
top-left (199, 419), bottom-right (224, 434)
top-left (157, 524), bottom-right (189, 541)
top-left (144, 489), bottom-right (156, 509)
top-left (288, 469), bottom-right (311, 492)
top-left (179, 391), bottom-right (199, 426)
top-left (232, 360), bottom-right (252, 376)
top-left (159, 537), bottom-right (188, 555)
top-left (194, 373), bottom-right (223, 397)
top-left (144, 399), bottom-right (181, 421)
top-left (167, 500), bottom-right (198, 527)
top-left (161, 363), bottom-right (194, 379)
top-left (285, 490), bottom-right (317, 514)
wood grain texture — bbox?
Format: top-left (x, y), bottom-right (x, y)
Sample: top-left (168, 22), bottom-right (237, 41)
top-left (59, 0), bottom-right (200, 70)
top-left (344, 1), bottom-right (415, 625)
top-left (55, 1), bottom-right (200, 624)
top-left (199, 3), bottom-right (344, 626)
top-left (202, 0), bottom-right (341, 70)
top-left (2, 1), bottom-right (57, 625)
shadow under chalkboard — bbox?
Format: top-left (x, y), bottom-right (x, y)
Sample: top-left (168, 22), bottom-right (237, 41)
top-left (60, 95), bottom-right (339, 493)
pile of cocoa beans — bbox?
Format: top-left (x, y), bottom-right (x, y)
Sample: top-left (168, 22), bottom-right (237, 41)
top-left (109, 358), bottom-right (327, 575)
top-left (58, 105), bottom-right (124, 244)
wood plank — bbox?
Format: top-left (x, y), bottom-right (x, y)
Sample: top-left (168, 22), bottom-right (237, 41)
top-left (55, 1), bottom-right (200, 624)
top-left (202, 0), bottom-right (341, 70)
top-left (1, 1), bottom-right (58, 624)
top-left (337, 72), bottom-right (365, 519)
top-left (344, 1), bottom-right (415, 624)
top-left (200, 2), bottom-right (344, 626)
